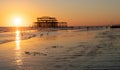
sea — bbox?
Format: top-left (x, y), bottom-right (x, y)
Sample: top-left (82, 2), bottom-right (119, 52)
top-left (0, 27), bottom-right (120, 70)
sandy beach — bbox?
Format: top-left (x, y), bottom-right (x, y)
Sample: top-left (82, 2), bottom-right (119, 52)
top-left (0, 28), bottom-right (120, 70)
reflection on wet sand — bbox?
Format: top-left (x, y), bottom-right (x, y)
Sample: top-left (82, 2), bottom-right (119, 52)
top-left (15, 30), bottom-right (23, 67)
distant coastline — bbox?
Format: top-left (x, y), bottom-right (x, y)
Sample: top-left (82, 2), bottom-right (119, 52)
top-left (110, 25), bottom-right (120, 28)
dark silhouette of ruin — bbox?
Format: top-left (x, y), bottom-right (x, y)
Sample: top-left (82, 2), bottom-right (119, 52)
top-left (34, 16), bottom-right (67, 28)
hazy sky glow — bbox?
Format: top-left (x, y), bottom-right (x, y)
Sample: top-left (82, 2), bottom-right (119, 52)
top-left (0, 0), bottom-right (120, 26)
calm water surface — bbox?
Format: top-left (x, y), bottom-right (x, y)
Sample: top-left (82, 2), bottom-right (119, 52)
top-left (0, 29), bottom-right (120, 70)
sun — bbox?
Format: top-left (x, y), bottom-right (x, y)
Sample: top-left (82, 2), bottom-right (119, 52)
top-left (14, 17), bottom-right (22, 27)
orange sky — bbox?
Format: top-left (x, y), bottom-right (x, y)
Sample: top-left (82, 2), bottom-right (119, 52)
top-left (0, 0), bottom-right (120, 27)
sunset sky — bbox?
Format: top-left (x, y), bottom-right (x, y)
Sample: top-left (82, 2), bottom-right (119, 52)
top-left (0, 0), bottom-right (120, 26)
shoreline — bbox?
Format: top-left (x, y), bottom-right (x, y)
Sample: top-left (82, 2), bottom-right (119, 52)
top-left (0, 28), bottom-right (107, 44)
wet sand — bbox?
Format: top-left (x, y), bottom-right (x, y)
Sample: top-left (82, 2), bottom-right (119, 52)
top-left (0, 29), bottom-right (120, 70)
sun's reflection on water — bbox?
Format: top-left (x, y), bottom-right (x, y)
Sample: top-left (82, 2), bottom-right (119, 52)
top-left (15, 30), bottom-right (23, 67)
top-left (16, 30), bottom-right (21, 50)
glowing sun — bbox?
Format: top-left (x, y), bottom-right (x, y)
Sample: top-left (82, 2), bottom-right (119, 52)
top-left (14, 17), bottom-right (22, 27)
